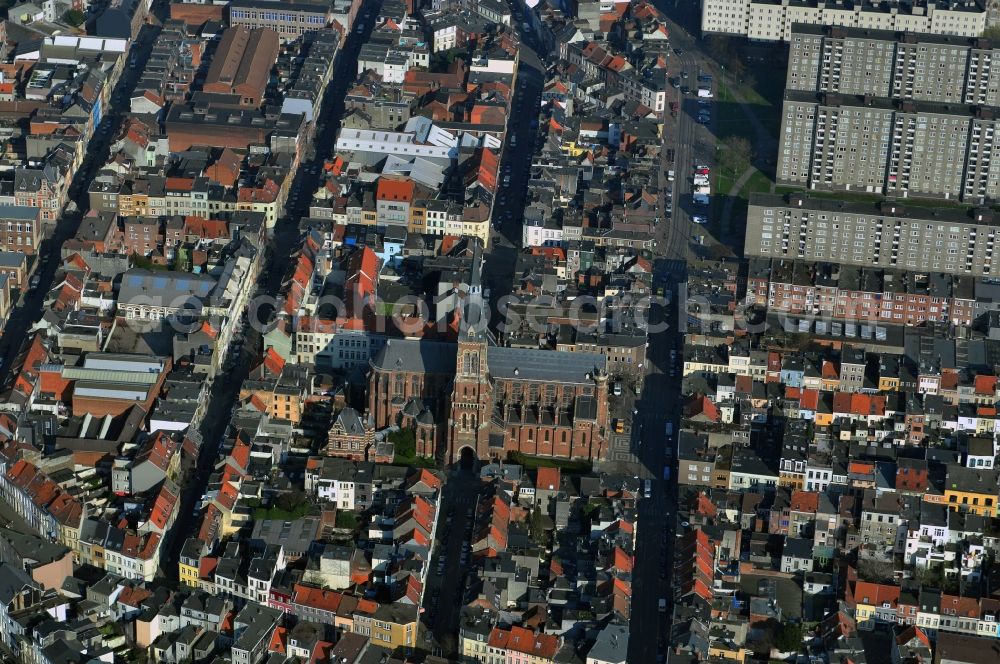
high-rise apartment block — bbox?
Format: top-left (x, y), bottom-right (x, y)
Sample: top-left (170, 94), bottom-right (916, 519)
top-left (777, 25), bottom-right (1000, 202)
top-left (701, 0), bottom-right (987, 42)
top-left (745, 193), bottom-right (1000, 277)
top-left (786, 26), bottom-right (1000, 104)
top-left (778, 92), bottom-right (1000, 200)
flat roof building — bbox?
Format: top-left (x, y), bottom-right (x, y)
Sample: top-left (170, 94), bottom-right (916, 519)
top-left (701, 0), bottom-right (988, 43)
top-left (228, 0), bottom-right (330, 42)
top-left (745, 193), bottom-right (1000, 278)
top-left (777, 91), bottom-right (1000, 202)
top-left (786, 24), bottom-right (1000, 106)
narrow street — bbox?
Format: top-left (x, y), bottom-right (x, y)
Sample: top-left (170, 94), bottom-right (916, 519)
top-left (628, 275), bottom-right (682, 663)
top-left (627, 0), bottom-right (715, 659)
top-left (485, 7), bottom-right (549, 335)
top-left (421, 468), bottom-right (489, 656)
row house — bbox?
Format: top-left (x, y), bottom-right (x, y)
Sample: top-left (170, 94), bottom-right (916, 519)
top-left (90, 173), bottom-right (239, 220)
top-left (0, 459), bottom-right (83, 549)
top-left (857, 490), bottom-right (906, 554)
top-left (848, 584), bottom-right (1000, 638)
top-left (0, 206), bottom-right (42, 255)
top-left (750, 259), bottom-right (979, 326)
top-left (831, 393), bottom-right (888, 426)
top-left (14, 165), bottom-right (66, 222)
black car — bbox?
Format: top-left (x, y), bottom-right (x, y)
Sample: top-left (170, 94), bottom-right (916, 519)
top-left (681, 86), bottom-right (691, 95)
top-left (673, 48), bottom-right (684, 55)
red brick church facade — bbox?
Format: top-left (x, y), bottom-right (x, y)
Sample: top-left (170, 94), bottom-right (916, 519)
top-left (367, 333), bottom-right (611, 464)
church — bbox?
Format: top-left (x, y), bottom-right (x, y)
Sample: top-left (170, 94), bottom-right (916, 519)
top-left (367, 245), bottom-right (611, 464)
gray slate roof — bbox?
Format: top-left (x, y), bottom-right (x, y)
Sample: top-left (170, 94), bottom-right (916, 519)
top-left (489, 346), bottom-right (606, 383)
top-left (371, 338), bottom-right (457, 374)
top-left (336, 407), bottom-right (365, 436)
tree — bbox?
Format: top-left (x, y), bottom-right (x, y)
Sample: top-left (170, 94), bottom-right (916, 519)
top-left (529, 507), bottom-right (547, 546)
top-left (982, 25), bottom-right (1000, 40)
top-left (275, 490), bottom-right (308, 514)
top-left (774, 623), bottom-right (804, 652)
top-left (389, 428), bottom-right (417, 459)
top-left (857, 558), bottom-right (896, 583)
top-left (63, 8), bottom-right (85, 26)
top-left (335, 511), bottom-right (359, 530)
top-left (718, 136), bottom-right (754, 177)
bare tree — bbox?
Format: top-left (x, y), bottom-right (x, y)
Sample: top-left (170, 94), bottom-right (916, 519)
top-left (718, 136), bottom-right (754, 177)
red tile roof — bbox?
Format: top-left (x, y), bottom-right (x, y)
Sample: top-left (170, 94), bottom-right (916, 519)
top-left (799, 389), bottom-right (820, 410)
top-left (268, 626), bottom-right (287, 654)
top-left (376, 176), bottom-right (415, 203)
top-left (975, 374), bottom-right (998, 395)
top-left (832, 393), bottom-right (886, 417)
top-left (215, 481), bottom-right (239, 512)
top-left (942, 594), bottom-right (980, 618)
top-left (488, 626), bottom-right (560, 658)
top-left (293, 584), bottom-right (343, 613)
top-left (165, 177), bottom-right (194, 192)
top-left (848, 461), bottom-right (875, 475)
top-left (148, 482), bottom-right (178, 530)
top-left (789, 490), bottom-right (819, 513)
top-left (849, 581), bottom-right (900, 608)
top-left (536, 467), bottom-right (560, 491)
top-left (262, 347), bottom-right (286, 376)
top-left (407, 468), bottom-right (442, 492)
top-left (117, 586), bottom-right (152, 608)
top-left (199, 556), bottom-right (218, 580)
top-left (613, 547), bottom-right (633, 574)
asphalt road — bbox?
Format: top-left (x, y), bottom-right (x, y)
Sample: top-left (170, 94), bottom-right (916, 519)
top-left (158, 2), bottom-right (386, 577)
top-left (485, 8), bottom-right (550, 336)
top-left (421, 468), bottom-right (488, 656)
top-left (627, 0), bottom-right (726, 659)
top-left (627, 278), bottom-right (683, 662)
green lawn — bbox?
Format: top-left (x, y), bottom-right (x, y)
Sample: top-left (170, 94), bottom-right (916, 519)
top-left (335, 511), bottom-right (359, 529)
top-left (254, 504), bottom-right (310, 520)
top-left (714, 81), bottom-right (760, 144)
top-left (715, 67), bottom-right (784, 142)
top-left (508, 452), bottom-right (592, 474)
top-left (388, 427), bottom-right (438, 468)
top-left (744, 170), bottom-right (774, 196)
top-left (393, 454), bottom-right (438, 468)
